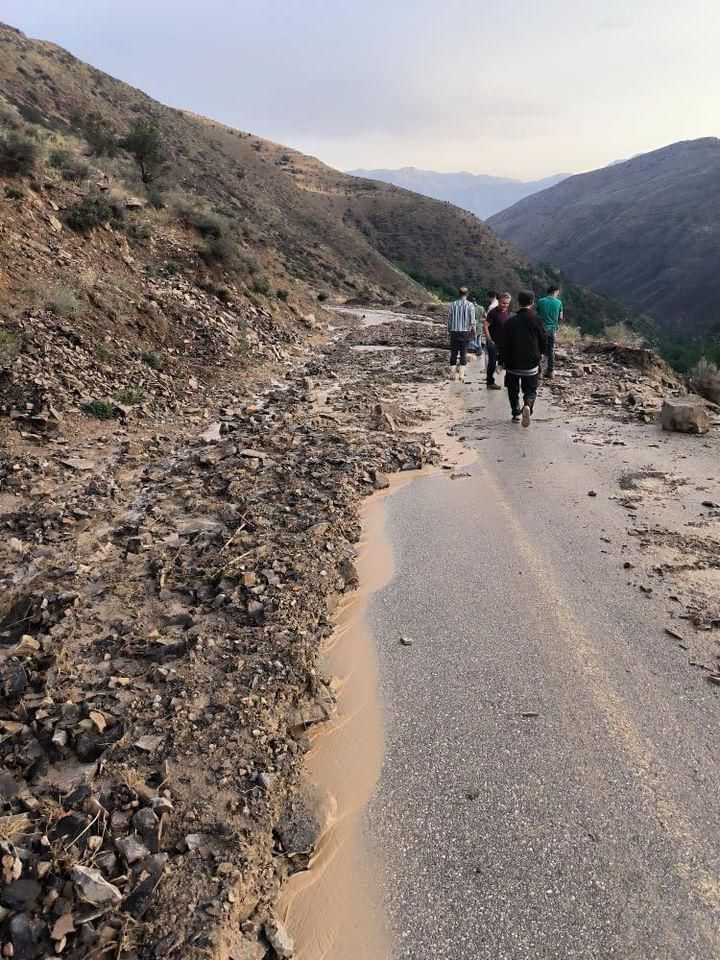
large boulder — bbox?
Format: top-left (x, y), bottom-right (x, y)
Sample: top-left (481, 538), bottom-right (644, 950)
top-left (660, 395), bottom-right (710, 434)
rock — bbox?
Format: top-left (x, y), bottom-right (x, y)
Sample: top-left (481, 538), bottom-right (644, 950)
top-left (72, 865), bottom-right (122, 907)
top-left (124, 196), bottom-right (145, 209)
top-left (115, 834), bottom-right (151, 864)
top-left (50, 913), bottom-right (76, 941)
top-left (122, 853), bottom-right (167, 919)
top-left (373, 471), bottom-right (390, 490)
top-left (134, 734), bottom-right (164, 753)
top-left (264, 918), bottom-right (294, 958)
top-left (9, 912), bottom-right (41, 960)
top-left (275, 782), bottom-right (334, 864)
top-left (660, 396), bottom-right (710, 434)
top-left (588, 490), bottom-right (597, 497)
top-left (399, 636), bottom-right (414, 646)
top-left (0, 878), bottom-right (41, 910)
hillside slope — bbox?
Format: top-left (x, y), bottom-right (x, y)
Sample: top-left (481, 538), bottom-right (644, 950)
top-left (348, 166), bottom-right (568, 219)
top-left (487, 138), bottom-right (720, 335)
top-left (0, 21), bottom-right (544, 309)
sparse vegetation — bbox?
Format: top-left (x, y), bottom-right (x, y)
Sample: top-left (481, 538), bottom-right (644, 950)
top-left (0, 330), bottom-right (22, 370)
top-left (48, 147), bottom-right (90, 183)
top-left (0, 130), bottom-right (40, 176)
top-left (83, 399), bottom-right (115, 419)
top-left (163, 260), bottom-right (181, 276)
top-left (115, 386), bottom-right (145, 404)
top-left (66, 193), bottom-right (114, 232)
top-left (120, 118), bottom-right (168, 184)
top-left (140, 351), bottom-right (164, 371)
top-left (603, 322), bottom-right (643, 346)
top-left (28, 284), bottom-right (82, 318)
top-left (276, 288), bottom-right (289, 301)
top-left (252, 277), bottom-right (270, 295)
top-left (73, 110), bottom-right (117, 156)
top-left (317, 291), bottom-right (329, 302)
top-left (4, 185), bottom-right (24, 200)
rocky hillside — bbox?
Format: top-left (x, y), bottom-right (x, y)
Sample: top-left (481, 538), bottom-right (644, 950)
top-left (487, 138), bottom-right (720, 336)
top-left (348, 166), bottom-right (568, 219)
top-left (0, 21), bottom-right (535, 313)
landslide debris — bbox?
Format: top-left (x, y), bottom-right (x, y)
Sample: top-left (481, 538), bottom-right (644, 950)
top-left (0, 306), bottom-right (445, 960)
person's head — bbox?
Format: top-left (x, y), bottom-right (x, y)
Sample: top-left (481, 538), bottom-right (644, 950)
top-left (458, 286), bottom-right (469, 299)
top-left (547, 285), bottom-right (560, 298)
top-left (518, 290), bottom-right (535, 308)
top-left (487, 290), bottom-right (498, 304)
top-left (499, 292), bottom-right (511, 309)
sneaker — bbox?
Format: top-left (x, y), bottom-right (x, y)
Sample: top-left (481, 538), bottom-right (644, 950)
top-left (512, 413), bottom-right (521, 423)
top-left (521, 404), bottom-right (531, 428)
top-left (487, 382), bottom-right (502, 390)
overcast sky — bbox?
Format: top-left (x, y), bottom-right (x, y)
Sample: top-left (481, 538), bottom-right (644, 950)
top-left (2, 0), bottom-right (718, 179)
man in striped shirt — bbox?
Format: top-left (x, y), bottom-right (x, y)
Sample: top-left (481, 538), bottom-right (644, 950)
top-left (447, 287), bottom-right (476, 382)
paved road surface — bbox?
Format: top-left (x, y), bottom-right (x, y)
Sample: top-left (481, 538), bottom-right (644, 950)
top-left (365, 364), bottom-right (720, 959)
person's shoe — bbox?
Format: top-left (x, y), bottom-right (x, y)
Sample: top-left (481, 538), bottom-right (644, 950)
top-left (512, 412), bottom-right (521, 422)
top-left (521, 404), bottom-right (531, 428)
top-left (458, 365), bottom-right (466, 382)
top-left (545, 370), bottom-right (554, 379)
top-left (449, 366), bottom-right (457, 381)
top-left (487, 382), bottom-right (502, 390)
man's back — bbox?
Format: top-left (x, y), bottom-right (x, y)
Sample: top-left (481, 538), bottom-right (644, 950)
top-left (536, 295), bottom-right (563, 332)
top-left (447, 298), bottom-right (475, 332)
top-left (502, 308), bottom-right (547, 372)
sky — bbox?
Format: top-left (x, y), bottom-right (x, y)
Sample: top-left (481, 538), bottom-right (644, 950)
top-left (1, 0), bottom-right (719, 179)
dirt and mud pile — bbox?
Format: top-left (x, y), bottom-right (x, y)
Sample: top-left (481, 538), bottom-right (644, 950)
top-left (0, 310), bottom-right (446, 960)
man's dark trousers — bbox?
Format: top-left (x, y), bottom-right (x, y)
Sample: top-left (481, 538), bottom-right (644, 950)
top-left (505, 372), bottom-right (539, 414)
top-left (545, 331), bottom-right (556, 375)
top-left (450, 331), bottom-right (470, 367)
top-left (486, 340), bottom-right (498, 383)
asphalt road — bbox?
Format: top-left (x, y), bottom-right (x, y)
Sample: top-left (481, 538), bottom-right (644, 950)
top-left (364, 364), bottom-right (720, 959)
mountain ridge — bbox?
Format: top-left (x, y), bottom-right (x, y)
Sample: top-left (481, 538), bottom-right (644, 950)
top-left (347, 165), bottom-right (569, 219)
top-left (487, 137), bottom-right (720, 335)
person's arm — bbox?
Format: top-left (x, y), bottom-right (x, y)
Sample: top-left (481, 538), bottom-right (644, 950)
top-left (447, 304), bottom-right (453, 331)
top-left (483, 308), bottom-right (493, 342)
top-left (470, 303), bottom-right (477, 339)
top-left (558, 299), bottom-right (564, 324)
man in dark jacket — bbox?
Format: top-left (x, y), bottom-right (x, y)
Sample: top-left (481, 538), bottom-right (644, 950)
top-left (483, 292), bottom-right (511, 389)
top-left (499, 290), bottom-right (547, 427)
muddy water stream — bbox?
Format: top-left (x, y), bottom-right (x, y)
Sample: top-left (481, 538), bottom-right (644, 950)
top-left (279, 483), bottom-right (399, 959)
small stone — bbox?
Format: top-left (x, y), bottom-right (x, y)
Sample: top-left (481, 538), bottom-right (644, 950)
top-left (0, 878), bottom-right (41, 910)
top-left (264, 918), bottom-right (294, 958)
top-left (72, 865), bottom-right (122, 907)
top-left (588, 490), bottom-right (597, 497)
top-left (134, 734), bottom-right (164, 753)
top-left (399, 636), bottom-right (414, 646)
top-left (51, 913), bottom-right (76, 941)
top-left (115, 834), bottom-right (151, 864)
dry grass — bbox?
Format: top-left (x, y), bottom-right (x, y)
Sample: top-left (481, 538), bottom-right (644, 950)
top-left (691, 358), bottom-right (720, 404)
top-left (603, 322), bottom-right (644, 347)
top-left (0, 813), bottom-right (32, 842)
top-left (556, 323), bottom-right (583, 345)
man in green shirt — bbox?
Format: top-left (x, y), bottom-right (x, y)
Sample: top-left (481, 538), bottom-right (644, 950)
top-left (535, 285), bottom-right (563, 378)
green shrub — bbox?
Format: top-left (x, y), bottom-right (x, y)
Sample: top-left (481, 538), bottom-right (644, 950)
top-left (120, 119), bottom-right (168, 184)
top-left (252, 277), bottom-right (270, 295)
top-left (215, 287), bottom-right (232, 303)
top-left (163, 260), bottom-right (181, 276)
top-left (126, 222), bottom-right (152, 241)
top-left (115, 386), bottom-right (145, 404)
top-left (200, 231), bottom-right (236, 265)
top-left (0, 130), bottom-right (40, 176)
top-left (0, 330), bottom-right (22, 371)
top-left (276, 288), bottom-right (289, 301)
top-left (83, 399), bottom-right (115, 419)
top-left (4, 185), bottom-right (24, 200)
top-left (66, 194), bottom-right (113, 232)
top-left (73, 110), bottom-right (117, 157)
top-left (48, 148), bottom-right (91, 183)
top-left (317, 291), bottom-right (329, 302)
top-left (691, 358), bottom-right (720, 404)
top-left (140, 351), bottom-right (164, 370)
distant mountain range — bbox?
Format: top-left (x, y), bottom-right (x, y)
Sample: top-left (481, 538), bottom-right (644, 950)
top-left (347, 167), bottom-right (569, 220)
top-left (488, 138), bottom-right (720, 336)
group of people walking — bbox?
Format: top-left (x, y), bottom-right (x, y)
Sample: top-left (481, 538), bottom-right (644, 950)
top-left (447, 285), bottom-right (563, 427)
